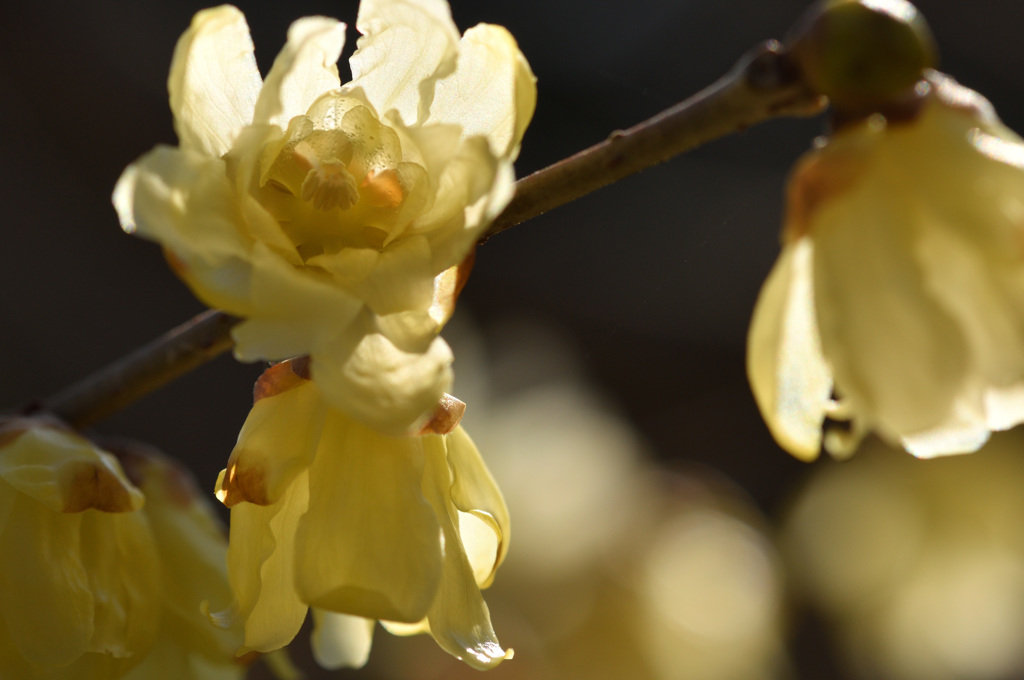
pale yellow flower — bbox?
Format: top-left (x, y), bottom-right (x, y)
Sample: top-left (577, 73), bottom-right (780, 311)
top-left (748, 71), bottom-right (1024, 460)
top-left (108, 442), bottom-right (246, 680)
top-left (0, 417), bottom-right (160, 678)
top-left (113, 0), bottom-right (536, 434)
top-left (212, 358), bottom-right (510, 670)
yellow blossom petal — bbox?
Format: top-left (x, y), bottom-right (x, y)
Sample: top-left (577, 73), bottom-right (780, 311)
top-left (428, 24), bottom-right (537, 159)
top-left (312, 331), bottom-right (453, 435)
top-left (349, 0), bottom-right (460, 125)
top-left (113, 146), bottom-right (253, 314)
top-left (224, 470), bottom-right (310, 653)
top-left (221, 367), bottom-right (326, 506)
top-left (253, 17), bottom-right (346, 130)
top-left (168, 5), bottom-right (261, 157)
top-left (310, 610), bottom-right (375, 670)
top-left (293, 413), bottom-right (443, 622)
top-left (445, 427), bottom-right (510, 584)
top-left (747, 237), bottom-right (832, 461)
top-left (414, 437), bottom-right (510, 670)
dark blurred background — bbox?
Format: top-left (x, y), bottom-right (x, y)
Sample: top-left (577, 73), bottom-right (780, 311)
top-left (2, 1), bottom-right (1023, 678)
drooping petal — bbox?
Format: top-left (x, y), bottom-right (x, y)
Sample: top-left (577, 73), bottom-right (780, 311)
top-left (254, 17), bottom-right (346, 130)
top-left (0, 492), bottom-right (93, 666)
top-left (416, 438), bottom-right (510, 670)
top-left (113, 146), bottom-right (254, 314)
top-left (168, 5), bottom-right (261, 158)
top-left (77, 509), bottom-right (161, 667)
top-left (428, 24), bottom-right (537, 160)
top-left (220, 369), bottom-right (326, 507)
top-left (349, 0), bottom-right (460, 125)
top-left (221, 470), bottom-right (310, 653)
top-left (310, 610), bottom-right (375, 669)
top-left (747, 238), bottom-right (832, 461)
top-left (311, 331), bottom-right (453, 435)
top-left (445, 427), bottom-right (509, 584)
top-left (812, 151), bottom-right (971, 440)
top-left (293, 413), bottom-right (443, 623)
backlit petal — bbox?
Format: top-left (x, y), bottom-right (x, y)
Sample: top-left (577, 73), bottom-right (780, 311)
top-left (294, 413), bottom-right (442, 623)
top-left (349, 0), bottom-right (460, 125)
top-left (428, 24), bottom-right (537, 160)
top-left (254, 17), bottom-right (346, 129)
top-left (747, 238), bottom-right (832, 461)
top-left (168, 5), bottom-right (261, 157)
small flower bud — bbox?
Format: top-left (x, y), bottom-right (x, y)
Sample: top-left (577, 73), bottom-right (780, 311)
top-left (789, 0), bottom-right (938, 116)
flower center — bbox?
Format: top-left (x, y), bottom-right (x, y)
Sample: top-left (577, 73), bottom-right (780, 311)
top-left (295, 141), bottom-right (360, 211)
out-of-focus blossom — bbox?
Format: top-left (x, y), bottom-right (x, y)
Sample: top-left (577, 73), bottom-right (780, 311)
top-left (749, 70), bottom-right (1024, 461)
top-left (0, 416), bottom-right (160, 678)
top-left (114, 0), bottom-right (535, 434)
top-left (108, 442), bottom-right (245, 680)
top-left (365, 318), bottom-right (789, 680)
top-left (213, 358), bottom-right (510, 670)
top-left (784, 433), bottom-right (1024, 680)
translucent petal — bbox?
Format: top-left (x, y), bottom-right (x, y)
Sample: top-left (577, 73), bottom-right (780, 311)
top-left (294, 413), bottom-right (442, 622)
top-left (168, 5), bottom-right (261, 157)
top-left (428, 24), bottom-right (537, 160)
top-left (311, 331), bottom-right (453, 435)
top-left (417, 438), bottom-right (510, 670)
top-left (747, 238), bottom-right (832, 461)
top-left (230, 242), bottom-right (363, 361)
top-left (225, 471), bottom-right (310, 653)
top-left (254, 17), bottom-right (345, 130)
top-left (113, 146), bottom-right (253, 315)
top-left (812, 151), bottom-right (971, 439)
top-left (349, 0), bottom-right (460, 125)
top-left (221, 379), bottom-right (326, 506)
top-left (445, 427), bottom-right (509, 583)
top-left (310, 610), bottom-right (375, 670)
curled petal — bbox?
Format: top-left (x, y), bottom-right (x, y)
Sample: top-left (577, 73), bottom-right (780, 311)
top-left (294, 414), bottom-right (443, 623)
top-left (254, 17), bottom-right (346, 129)
top-left (168, 5), bottom-right (261, 157)
top-left (349, 0), bottom-right (460, 125)
top-left (223, 470), bottom-right (310, 653)
top-left (219, 376), bottom-right (325, 507)
top-left (444, 427), bottom-right (509, 583)
top-left (428, 24), bottom-right (537, 160)
top-left (747, 238), bottom-right (832, 461)
top-left (312, 332), bottom-right (453, 435)
top-left (416, 438), bottom-right (510, 670)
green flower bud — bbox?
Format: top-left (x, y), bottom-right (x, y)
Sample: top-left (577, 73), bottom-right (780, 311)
top-left (789, 0), bottom-right (937, 115)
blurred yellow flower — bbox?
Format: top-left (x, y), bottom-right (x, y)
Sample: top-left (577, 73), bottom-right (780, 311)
top-left (109, 442), bottom-right (246, 680)
top-left (784, 434), bottom-right (1024, 680)
top-left (748, 71), bottom-right (1024, 461)
top-left (213, 358), bottom-right (510, 670)
top-left (114, 0), bottom-right (535, 434)
top-left (0, 417), bottom-right (160, 678)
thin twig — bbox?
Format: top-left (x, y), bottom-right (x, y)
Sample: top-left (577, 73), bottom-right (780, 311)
top-left (44, 40), bottom-right (824, 428)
